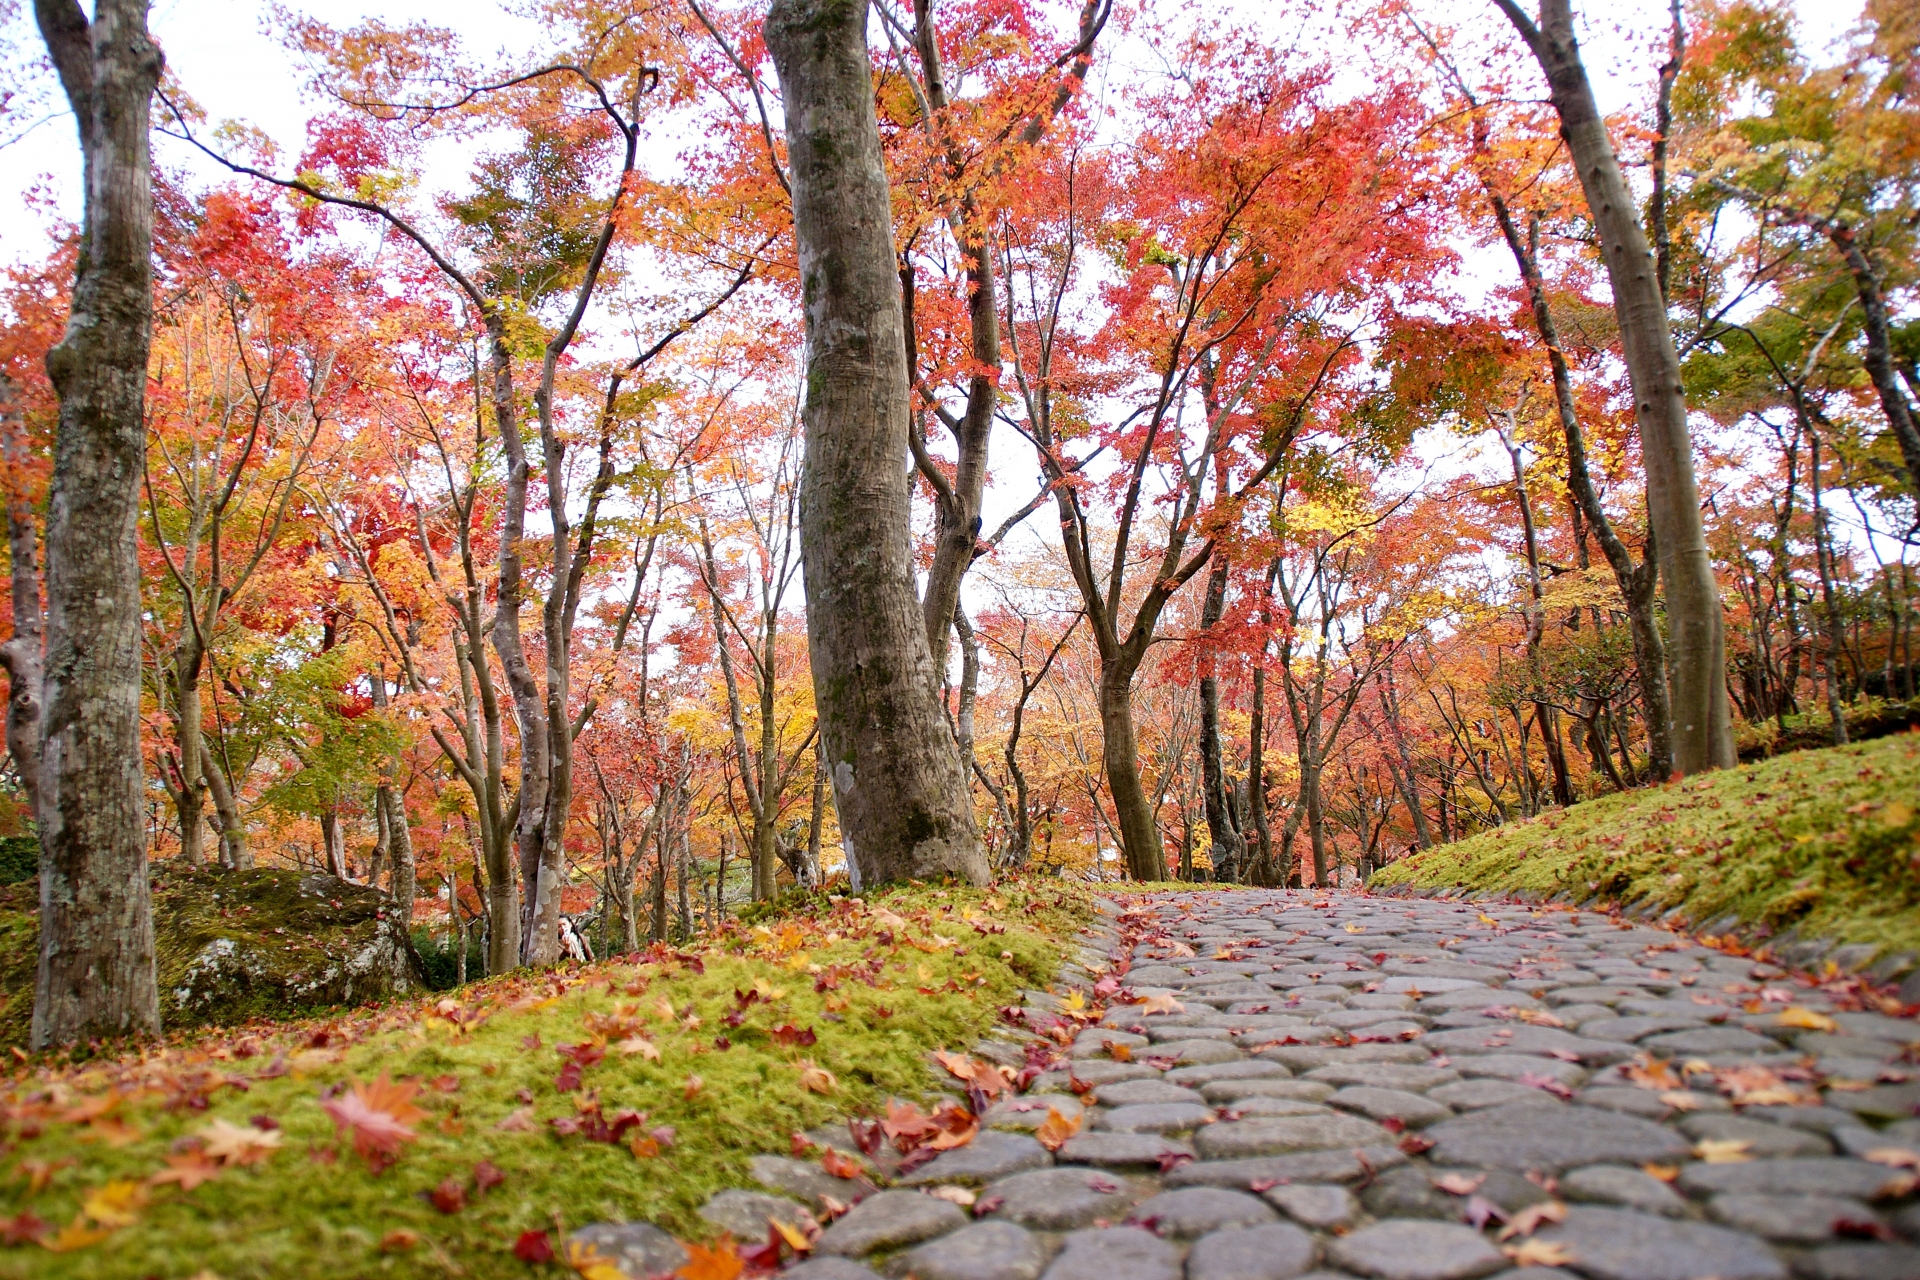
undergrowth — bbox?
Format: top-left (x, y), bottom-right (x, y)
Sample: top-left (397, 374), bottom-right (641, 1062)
top-left (1370, 733), bottom-right (1920, 957)
top-left (0, 878), bottom-right (1093, 1280)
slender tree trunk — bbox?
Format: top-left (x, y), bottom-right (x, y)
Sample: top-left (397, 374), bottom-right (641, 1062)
top-left (1502, 430), bottom-right (1575, 806)
top-left (1379, 669), bottom-right (1433, 848)
top-left (201, 742), bottom-right (248, 868)
top-left (1809, 429), bottom-right (1849, 744)
top-left (1097, 659), bottom-right (1167, 881)
top-left (1498, 0), bottom-right (1731, 775)
top-left (1825, 228), bottom-right (1920, 495)
top-left (766, 0), bottom-right (986, 888)
top-left (0, 381), bottom-right (44, 820)
top-left (31, 0), bottom-right (164, 1048)
top-left (1197, 558), bottom-right (1245, 882)
top-left (805, 746), bottom-right (826, 887)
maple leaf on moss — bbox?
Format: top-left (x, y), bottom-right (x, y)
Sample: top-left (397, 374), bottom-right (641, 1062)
top-left (321, 1074), bottom-right (427, 1169)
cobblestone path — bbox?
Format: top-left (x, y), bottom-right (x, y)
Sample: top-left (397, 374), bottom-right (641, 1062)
top-left (584, 891), bottom-right (1920, 1280)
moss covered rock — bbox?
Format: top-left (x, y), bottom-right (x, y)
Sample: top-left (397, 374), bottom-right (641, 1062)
top-left (0, 863), bottom-right (424, 1047)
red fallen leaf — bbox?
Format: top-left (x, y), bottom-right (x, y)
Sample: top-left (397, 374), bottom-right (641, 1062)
top-left (522, 1034), bottom-right (542, 1051)
top-left (1834, 1218), bottom-right (1895, 1240)
top-left (1518, 1073), bottom-right (1575, 1101)
top-left (1380, 1116), bottom-right (1407, 1134)
top-left (1066, 1075), bottom-right (1095, 1096)
top-left (514, 1230), bottom-right (555, 1263)
top-left (820, 1148), bottom-right (866, 1180)
top-left (769, 1024), bottom-right (817, 1048)
top-left (555, 1061), bottom-right (585, 1093)
top-left (1398, 1133), bottom-right (1435, 1156)
top-left (473, 1161), bottom-right (504, 1193)
top-left (973, 1195), bottom-right (1005, 1217)
top-left (872, 1007), bottom-right (893, 1019)
top-left (1463, 1195), bottom-right (1507, 1229)
top-left (848, 1118), bottom-right (884, 1156)
top-left (249, 1115), bottom-right (280, 1131)
top-left (1548, 1050), bottom-right (1583, 1063)
top-left (431, 1075), bottom-right (462, 1093)
top-left (791, 1132), bottom-right (815, 1158)
top-left (1249, 1179), bottom-right (1281, 1193)
top-left (897, 1146), bottom-right (941, 1176)
top-left (1156, 1151), bottom-right (1194, 1174)
top-left (429, 1177), bottom-right (466, 1213)
top-left (0, 1211), bottom-right (47, 1246)
top-left (738, 1225), bottom-right (784, 1271)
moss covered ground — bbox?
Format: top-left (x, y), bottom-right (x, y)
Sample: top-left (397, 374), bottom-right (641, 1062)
top-left (1370, 732), bottom-right (1920, 958)
top-left (0, 879), bottom-right (1092, 1280)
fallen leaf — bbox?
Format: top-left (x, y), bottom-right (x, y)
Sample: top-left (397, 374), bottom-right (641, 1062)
top-left (429, 1177), bottom-right (466, 1213)
top-left (321, 1075), bottom-right (426, 1169)
top-left (514, 1230), bottom-right (555, 1263)
top-left (1106, 1041), bottom-right (1133, 1062)
top-left (927, 1185), bottom-right (976, 1206)
top-left (1503, 1239), bottom-right (1576, 1267)
top-left (567, 1238), bottom-right (629, 1280)
top-left (1497, 1200), bottom-right (1567, 1240)
top-left (199, 1118), bottom-right (283, 1167)
top-left (1657, 1091), bottom-right (1703, 1111)
top-left (0, 1211), bottom-right (47, 1246)
top-left (617, 1036), bottom-right (661, 1061)
top-left (495, 1106), bottom-right (538, 1132)
top-left (1432, 1173), bottom-right (1485, 1196)
top-left (1777, 1007), bottom-right (1837, 1032)
top-left (81, 1181), bottom-right (147, 1229)
top-left (1696, 1140), bottom-right (1754, 1164)
top-left (819, 1149), bottom-right (866, 1180)
top-left (1642, 1164), bottom-right (1680, 1183)
top-left (148, 1151), bottom-right (223, 1192)
top-left (1864, 1148), bottom-right (1920, 1170)
top-left (38, 1215), bottom-right (110, 1252)
top-left (1034, 1106), bottom-right (1082, 1152)
top-left (16, 1158), bottom-right (73, 1196)
top-left (675, 1237), bottom-right (746, 1280)
top-left (798, 1063), bottom-right (837, 1094)
top-left (684, 1074), bottom-right (705, 1101)
top-left (1137, 993), bottom-right (1185, 1016)
top-left (380, 1229), bottom-right (420, 1252)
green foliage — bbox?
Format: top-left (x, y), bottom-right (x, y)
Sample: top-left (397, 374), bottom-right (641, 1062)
top-left (0, 837), bottom-right (35, 887)
top-left (1372, 734), bottom-right (1920, 958)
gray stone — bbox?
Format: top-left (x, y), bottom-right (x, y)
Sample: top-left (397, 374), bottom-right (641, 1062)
top-left (1677, 1157), bottom-right (1910, 1200)
top-left (1419, 988), bottom-right (1540, 1012)
top-left (1426, 1104), bottom-right (1691, 1172)
top-left (980, 1166), bottom-right (1136, 1230)
top-left (1453, 1055), bottom-right (1587, 1086)
top-left (783, 1259), bottom-right (883, 1280)
top-left (1328, 1086), bottom-right (1454, 1127)
top-left (1304, 1064), bottom-right (1460, 1091)
top-left (1427, 1080), bottom-right (1563, 1111)
top-left (1165, 1146), bottom-right (1409, 1189)
top-left (566, 1223), bottom-right (687, 1278)
top-left (1558, 1165), bottom-right (1687, 1216)
top-left (1578, 1017), bottom-right (1710, 1042)
top-left (1421, 1026), bottom-right (1631, 1063)
top-left (1380, 975), bottom-right (1490, 994)
top-left (1127, 1187), bottom-right (1276, 1237)
top-left (1099, 1102), bottom-right (1215, 1134)
top-left (902, 1221), bottom-right (1046, 1280)
top-left (1826, 1082), bottom-right (1920, 1121)
top-left (1203, 1079), bottom-right (1336, 1104)
top-left (1795, 1244), bottom-right (1920, 1280)
top-left (1144, 1024), bottom-right (1235, 1042)
top-left (1679, 1113), bottom-right (1832, 1158)
top-left (1529, 1206), bottom-right (1787, 1280)
top-left (1165, 1060), bottom-right (1291, 1086)
top-left (1054, 1132), bottom-right (1194, 1170)
top-left (1227, 1097), bottom-right (1333, 1118)
top-left (1263, 1182), bottom-right (1358, 1228)
top-left (816, 1190), bottom-right (968, 1255)
top-left (1092, 1080), bottom-right (1204, 1107)
top-left (1262, 1043), bottom-right (1433, 1071)
top-left (901, 1131), bottom-right (1052, 1186)
top-left (699, 1189), bottom-right (813, 1238)
top-left (1186, 1222), bottom-right (1320, 1280)
top-left (1147, 1039), bottom-right (1246, 1065)
top-left (1640, 1026), bottom-right (1782, 1055)
top-left (1383, 960), bottom-right (1508, 982)
top-left (1361, 1165), bottom-right (1551, 1220)
top-left (1326, 1220), bottom-right (1506, 1280)
top-left (1037, 1061), bottom-right (1159, 1091)
top-left (985, 1095), bottom-right (1087, 1133)
top-left (1038, 1227), bottom-right (1181, 1280)
top-left (1075, 1029), bottom-right (1151, 1058)
top-left (749, 1154), bottom-right (869, 1210)
top-left (1707, 1192), bottom-right (1882, 1242)
top-left (1574, 1086), bottom-right (1727, 1119)
top-left (1195, 1113), bottom-right (1398, 1159)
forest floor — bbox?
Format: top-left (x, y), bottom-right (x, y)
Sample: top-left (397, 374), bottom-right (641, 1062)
top-left (1371, 732), bottom-right (1920, 965)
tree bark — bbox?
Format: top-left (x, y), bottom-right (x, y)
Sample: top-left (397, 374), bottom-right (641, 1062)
top-left (1825, 226), bottom-right (1920, 496)
top-left (1197, 557), bottom-right (1245, 882)
top-left (1497, 0), bottom-right (1732, 775)
top-left (766, 0), bottom-right (987, 888)
top-left (1, 378), bottom-right (45, 822)
top-left (1098, 659), bottom-right (1167, 881)
top-left (31, 0), bottom-right (163, 1048)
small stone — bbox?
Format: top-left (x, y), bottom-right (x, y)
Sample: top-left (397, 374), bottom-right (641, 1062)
top-left (1093, 1080), bottom-right (1205, 1107)
top-left (1100, 1102), bottom-right (1216, 1134)
top-left (1186, 1222), bottom-right (1320, 1280)
top-left (1530, 1206), bottom-right (1787, 1280)
top-left (816, 1190), bottom-right (967, 1255)
top-left (1262, 1043), bottom-right (1432, 1071)
top-left (1229, 1097), bottom-right (1333, 1118)
top-left (1679, 1113), bottom-right (1831, 1158)
top-left (1303, 1064), bottom-right (1460, 1091)
top-left (1427, 1079), bottom-right (1562, 1111)
top-left (903, 1220), bottom-right (1047, 1280)
top-left (782, 1258), bottom-right (883, 1280)
top-left (1263, 1182), bottom-right (1358, 1228)
top-left (901, 1132), bottom-right (1052, 1186)
top-left (749, 1154), bottom-right (868, 1210)
top-left (1203, 1079), bottom-right (1333, 1104)
top-left (1150, 1039), bottom-right (1245, 1065)
top-left (1422, 1026), bottom-right (1631, 1063)
top-left (986, 1095), bottom-right (1086, 1133)
top-left (1165, 1145), bottom-right (1408, 1190)
top-left (1453, 1054), bottom-right (1588, 1085)
top-left (982, 1167), bottom-right (1136, 1231)
top-left (566, 1223), bottom-right (686, 1278)
top-left (1794, 1244), bottom-right (1920, 1280)
top-left (1826, 1083), bottom-right (1920, 1122)
top-left (1326, 1219), bottom-right (1505, 1280)
top-left (1361, 1165), bottom-right (1550, 1220)
top-left (1165, 1060), bottom-right (1290, 1086)
top-left (1576, 1086), bottom-right (1728, 1118)
top-left (1127, 1187), bottom-right (1276, 1238)
top-left (1329, 1086), bottom-right (1454, 1127)
top-left (1559, 1165), bottom-right (1686, 1216)
top-left (1677, 1157), bottom-right (1908, 1200)
top-left (1195, 1113), bottom-right (1397, 1159)
top-left (698, 1189), bottom-right (812, 1238)
top-left (1640, 1026), bottom-right (1782, 1056)
top-left (1038, 1226), bottom-right (1181, 1280)
top-left (1708, 1193), bottom-right (1882, 1242)
top-left (1426, 1104), bottom-right (1691, 1172)
top-left (1055, 1131), bottom-right (1195, 1169)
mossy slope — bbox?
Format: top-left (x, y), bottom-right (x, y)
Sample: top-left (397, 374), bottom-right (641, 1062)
top-left (1370, 733), bottom-right (1920, 958)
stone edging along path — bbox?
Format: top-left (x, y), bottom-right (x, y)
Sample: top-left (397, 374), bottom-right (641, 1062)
top-left (571, 891), bottom-right (1920, 1280)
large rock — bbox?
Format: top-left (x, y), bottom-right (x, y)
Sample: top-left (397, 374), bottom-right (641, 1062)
top-left (1326, 1220), bottom-right (1505, 1280)
top-left (1530, 1205), bottom-right (1787, 1280)
top-left (1426, 1104), bottom-right (1690, 1172)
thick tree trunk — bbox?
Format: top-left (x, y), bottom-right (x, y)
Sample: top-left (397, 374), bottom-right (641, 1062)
top-left (766, 0), bottom-right (986, 888)
top-left (1499, 0), bottom-right (1731, 775)
top-left (1, 460), bottom-right (44, 821)
top-left (31, 0), bottom-right (163, 1048)
top-left (1097, 660), bottom-right (1166, 881)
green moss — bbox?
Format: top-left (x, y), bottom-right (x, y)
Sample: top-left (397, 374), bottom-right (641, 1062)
top-left (1370, 734), bottom-right (1920, 957)
top-left (0, 880), bottom-right (1092, 1280)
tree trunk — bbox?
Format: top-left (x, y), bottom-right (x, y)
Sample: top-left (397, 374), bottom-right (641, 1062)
top-left (202, 742), bottom-right (249, 868)
top-left (766, 0), bottom-right (987, 888)
top-left (1826, 226), bottom-right (1920, 495)
top-left (1197, 557), bottom-right (1245, 882)
top-left (1502, 429), bottom-right (1575, 807)
top-left (1809, 428), bottom-right (1849, 745)
top-left (1499, 0), bottom-right (1731, 775)
top-left (0, 382), bottom-right (44, 820)
top-left (31, 0), bottom-right (164, 1048)
top-left (1097, 659), bottom-right (1166, 881)
top-left (1379, 669), bottom-right (1433, 848)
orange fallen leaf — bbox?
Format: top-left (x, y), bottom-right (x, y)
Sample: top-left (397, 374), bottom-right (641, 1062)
top-left (1503, 1239), bottom-right (1576, 1267)
top-left (1696, 1140), bottom-right (1754, 1164)
top-left (1432, 1172), bottom-right (1485, 1195)
top-left (1034, 1105), bottom-right (1082, 1152)
top-left (674, 1237), bottom-right (746, 1280)
top-left (381, 1229), bottom-right (421, 1252)
top-left (1497, 1200), bottom-right (1566, 1240)
top-left (38, 1215), bottom-right (110, 1252)
top-left (1864, 1148), bottom-right (1920, 1170)
top-left (148, 1151), bottom-right (223, 1192)
top-left (199, 1119), bottom-right (283, 1167)
top-left (798, 1063), bottom-right (836, 1095)
top-left (1137, 993), bottom-right (1185, 1016)
top-left (1776, 1007), bottom-right (1837, 1032)
top-left (321, 1075), bottom-right (425, 1168)
top-left (617, 1036), bottom-right (661, 1062)
top-left (684, 1074), bottom-right (705, 1101)
top-left (819, 1148), bottom-right (865, 1180)
top-left (1642, 1164), bottom-right (1680, 1183)
top-left (1105, 1041), bottom-right (1134, 1062)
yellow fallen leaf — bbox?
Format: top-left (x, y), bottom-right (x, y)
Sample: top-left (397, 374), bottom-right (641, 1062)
top-left (799, 1063), bottom-right (836, 1094)
top-left (1777, 1007), bottom-right (1837, 1032)
top-left (39, 1215), bottom-right (111, 1252)
top-left (1343, 923), bottom-right (1365, 933)
top-left (753, 978), bottom-right (786, 1001)
top-left (81, 1181), bottom-right (147, 1229)
top-left (1864, 1148), bottom-right (1920, 1170)
top-left (1063, 990), bottom-right (1086, 1013)
top-left (1503, 1239), bottom-right (1576, 1267)
top-left (771, 1217), bottom-right (813, 1253)
top-left (1497, 1200), bottom-right (1567, 1240)
top-left (567, 1239), bottom-right (629, 1280)
top-left (1034, 1105), bottom-right (1083, 1152)
top-left (616, 1036), bottom-right (661, 1062)
top-left (1137, 993), bottom-right (1185, 1016)
top-left (1696, 1140), bottom-right (1754, 1164)
top-left (1657, 1091), bottom-right (1702, 1111)
top-left (926, 1185), bottom-right (976, 1206)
